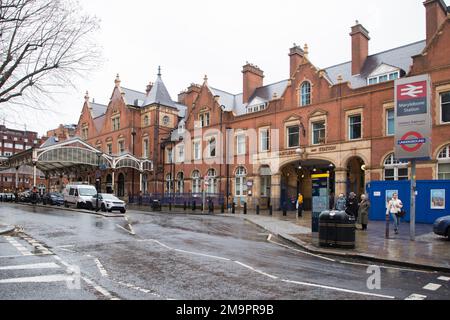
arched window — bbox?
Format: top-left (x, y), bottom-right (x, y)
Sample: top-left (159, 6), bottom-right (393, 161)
top-left (437, 145), bottom-right (450, 180)
top-left (143, 115), bottom-right (149, 127)
top-left (235, 167), bottom-right (247, 197)
top-left (384, 154), bottom-right (408, 181)
top-left (165, 173), bottom-right (173, 195)
top-left (300, 81), bottom-right (311, 106)
top-left (206, 169), bottom-right (217, 194)
top-left (177, 172), bottom-right (184, 194)
top-left (192, 170), bottom-right (201, 194)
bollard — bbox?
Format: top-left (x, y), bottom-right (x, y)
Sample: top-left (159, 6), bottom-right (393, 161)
top-left (244, 202), bottom-right (247, 215)
top-left (192, 201), bottom-right (196, 211)
top-left (283, 202), bottom-right (287, 216)
top-left (200, 203), bottom-right (203, 212)
top-left (269, 205), bottom-right (273, 216)
top-left (169, 202), bottom-right (172, 211)
top-left (221, 203), bottom-right (225, 214)
top-left (184, 202), bottom-right (187, 211)
top-left (232, 202), bottom-right (236, 214)
top-left (256, 205), bottom-right (260, 215)
top-left (209, 202), bottom-right (214, 214)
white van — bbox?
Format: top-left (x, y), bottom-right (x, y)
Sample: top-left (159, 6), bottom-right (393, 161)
top-left (63, 184), bottom-right (98, 209)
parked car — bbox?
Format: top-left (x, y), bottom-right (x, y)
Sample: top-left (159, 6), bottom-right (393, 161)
top-left (42, 192), bottom-right (64, 206)
top-left (434, 216), bottom-right (450, 239)
top-left (63, 184), bottom-right (97, 209)
top-left (0, 193), bottom-right (15, 202)
top-left (91, 193), bottom-right (126, 213)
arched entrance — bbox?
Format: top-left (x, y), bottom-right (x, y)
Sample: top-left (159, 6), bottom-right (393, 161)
top-left (346, 156), bottom-right (366, 197)
top-left (118, 173), bottom-right (125, 198)
top-left (280, 159), bottom-right (335, 211)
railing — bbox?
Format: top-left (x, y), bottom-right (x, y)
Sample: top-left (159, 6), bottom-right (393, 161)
top-left (129, 193), bottom-right (225, 206)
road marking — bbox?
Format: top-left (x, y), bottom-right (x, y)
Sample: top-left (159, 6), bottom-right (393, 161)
top-left (282, 279), bottom-right (396, 299)
top-left (149, 239), bottom-right (231, 262)
top-left (116, 224), bottom-right (136, 236)
top-left (81, 276), bottom-right (117, 300)
top-left (0, 274), bottom-right (70, 284)
top-left (94, 258), bottom-right (108, 277)
top-left (113, 279), bottom-right (165, 299)
top-left (338, 260), bottom-right (435, 274)
top-left (267, 236), bottom-right (336, 262)
top-left (57, 245), bottom-right (76, 249)
top-left (423, 283), bottom-right (442, 291)
top-left (0, 263), bottom-right (60, 271)
top-left (4, 236), bottom-right (32, 256)
top-left (58, 248), bottom-right (77, 253)
top-left (438, 276), bottom-right (450, 282)
top-left (234, 261), bottom-right (278, 280)
top-left (405, 294), bottom-right (427, 300)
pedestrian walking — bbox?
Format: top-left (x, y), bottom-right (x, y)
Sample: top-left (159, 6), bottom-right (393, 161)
top-left (358, 194), bottom-right (370, 231)
top-left (345, 192), bottom-right (359, 221)
top-left (296, 193), bottom-right (304, 218)
top-left (335, 193), bottom-right (347, 212)
top-left (387, 193), bottom-right (403, 235)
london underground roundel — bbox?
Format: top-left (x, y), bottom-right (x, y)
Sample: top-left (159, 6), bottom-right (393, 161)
top-left (398, 131), bottom-right (426, 153)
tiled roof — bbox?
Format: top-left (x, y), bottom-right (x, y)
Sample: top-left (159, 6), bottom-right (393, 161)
top-left (142, 75), bottom-right (176, 108)
top-left (90, 102), bottom-right (107, 118)
top-left (325, 40), bottom-right (426, 88)
top-left (122, 88), bottom-right (146, 107)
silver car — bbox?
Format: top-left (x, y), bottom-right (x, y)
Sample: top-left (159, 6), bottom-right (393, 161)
top-left (92, 193), bottom-right (126, 213)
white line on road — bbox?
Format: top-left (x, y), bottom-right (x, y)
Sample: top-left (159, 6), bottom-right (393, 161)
top-left (94, 258), bottom-right (108, 277)
top-left (0, 263), bottom-right (60, 271)
top-left (149, 239), bottom-right (231, 261)
top-left (338, 260), bottom-right (435, 274)
top-left (267, 236), bottom-right (336, 262)
top-left (438, 276), bottom-right (450, 282)
top-left (81, 276), bottom-right (117, 300)
top-left (282, 279), bottom-right (396, 299)
top-left (234, 261), bottom-right (279, 280)
top-left (0, 274), bottom-right (70, 284)
top-left (405, 294), bottom-right (427, 300)
top-left (116, 224), bottom-right (136, 236)
top-left (423, 283), bottom-right (442, 291)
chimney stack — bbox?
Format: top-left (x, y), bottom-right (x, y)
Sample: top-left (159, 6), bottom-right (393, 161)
top-left (424, 0), bottom-right (448, 45)
top-left (350, 21), bottom-right (370, 76)
top-left (242, 63), bottom-right (264, 104)
top-left (289, 44), bottom-right (305, 78)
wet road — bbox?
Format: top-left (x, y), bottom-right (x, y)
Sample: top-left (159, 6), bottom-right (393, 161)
top-left (0, 203), bottom-right (449, 300)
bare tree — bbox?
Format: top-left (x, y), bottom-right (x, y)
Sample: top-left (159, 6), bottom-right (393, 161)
top-left (0, 0), bottom-right (101, 105)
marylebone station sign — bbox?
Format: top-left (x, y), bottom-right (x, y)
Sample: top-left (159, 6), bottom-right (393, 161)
top-left (394, 74), bottom-right (432, 161)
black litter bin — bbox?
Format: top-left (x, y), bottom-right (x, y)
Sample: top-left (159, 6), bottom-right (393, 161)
top-left (319, 211), bottom-right (355, 249)
top-left (151, 200), bottom-right (162, 212)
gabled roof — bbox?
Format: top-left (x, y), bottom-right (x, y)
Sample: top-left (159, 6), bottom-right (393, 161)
top-left (143, 74), bottom-right (176, 108)
top-left (122, 88), bottom-right (146, 107)
top-left (325, 40), bottom-right (426, 88)
top-left (210, 80), bottom-right (288, 116)
top-left (40, 136), bottom-right (60, 148)
top-left (90, 102), bottom-right (107, 118)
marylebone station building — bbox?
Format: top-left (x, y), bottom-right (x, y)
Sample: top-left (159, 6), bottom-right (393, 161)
top-left (4, 0), bottom-right (450, 216)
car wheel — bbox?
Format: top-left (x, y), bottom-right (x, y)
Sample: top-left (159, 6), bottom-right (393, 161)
top-left (64, 201), bottom-right (69, 208)
top-left (76, 202), bottom-right (82, 209)
top-left (43, 200), bottom-right (46, 205)
top-left (101, 204), bottom-right (107, 212)
top-left (120, 209), bottom-right (126, 214)
top-left (447, 227), bottom-right (450, 240)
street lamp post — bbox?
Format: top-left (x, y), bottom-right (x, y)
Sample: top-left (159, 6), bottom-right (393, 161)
top-left (95, 152), bottom-right (102, 212)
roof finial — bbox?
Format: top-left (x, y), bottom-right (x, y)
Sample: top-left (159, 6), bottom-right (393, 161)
top-left (158, 66), bottom-right (161, 77)
top-left (304, 43), bottom-right (309, 56)
top-left (204, 74), bottom-right (208, 83)
top-left (84, 91), bottom-right (89, 102)
top-left (115, 74), bottom-right (121, 86)
top-left (355, 20), bottom-right (359, 25)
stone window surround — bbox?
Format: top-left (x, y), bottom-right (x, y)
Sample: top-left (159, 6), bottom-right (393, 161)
top-left (345, 107), bottom-right (364, 141)
top-left (309, 113), bottom-right (327, 146)
top-left (382, 102), bottom-right (395, 137)
top-left (258, 126), bottom-right (271, 153)
top-left (235, 130), bottom-right (247, 156)
top-left (297, 79), bottom-right (313, 107)
top-left (436, 83), bottom-right (450, 125)
top-left (284, 119), bottom-right (301, 149)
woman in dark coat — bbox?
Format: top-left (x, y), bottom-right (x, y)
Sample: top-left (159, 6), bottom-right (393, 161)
top-left (345, 192), bottom-right (359, 220)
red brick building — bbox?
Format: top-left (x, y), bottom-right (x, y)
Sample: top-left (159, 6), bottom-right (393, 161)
top-left (0, 125), bottom-right (45, 192)
top-left (75, 0), bottom-right (450, 209)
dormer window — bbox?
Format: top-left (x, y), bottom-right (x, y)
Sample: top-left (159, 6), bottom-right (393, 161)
top-left (368, 70), bottom-right (399, 85)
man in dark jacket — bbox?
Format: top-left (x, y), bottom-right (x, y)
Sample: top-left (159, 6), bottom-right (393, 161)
top-left (345, 192), bottom-right (359, 220)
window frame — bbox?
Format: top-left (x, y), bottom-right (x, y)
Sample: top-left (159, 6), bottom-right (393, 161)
top-left (312, 121), bottom-right (326, 145)
top-left (236, 133), bottom-right (246, 156)
top-left (440, 91), bottom-right (450, 124)
top-left (300, 81), bottom-right (311, 107)
top-left (287, 126), bottom-right (300, 149)
top-left (348, 114), bottom-right (362, 141)
top-left (386, 109), bottom-right (395, 136)
top-left (259, 128), bottom-right (270, 152)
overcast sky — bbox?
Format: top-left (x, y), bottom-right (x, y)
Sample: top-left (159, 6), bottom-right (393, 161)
top-left (2, 0), bottom-right (428, 135)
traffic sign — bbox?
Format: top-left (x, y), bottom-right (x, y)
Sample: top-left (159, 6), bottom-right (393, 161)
top-left (394, 75), bottom-right (432, 161)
